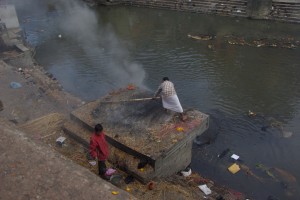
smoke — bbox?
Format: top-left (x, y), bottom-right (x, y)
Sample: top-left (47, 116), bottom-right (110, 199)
top-left (58, 0), bottom-right (146, 88)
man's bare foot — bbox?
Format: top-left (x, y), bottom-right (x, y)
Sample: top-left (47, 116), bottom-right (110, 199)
top-left (180, 113), bottom-right (187, 122)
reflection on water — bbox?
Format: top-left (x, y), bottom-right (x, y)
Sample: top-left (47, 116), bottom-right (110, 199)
top-left (16, 0), bottom-right (300, 199)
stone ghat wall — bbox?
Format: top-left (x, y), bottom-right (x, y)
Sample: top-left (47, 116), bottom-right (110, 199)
top-left (269, 1), bottom-right (300, 23)
top-left (96, 0), bottom-right (300, 23)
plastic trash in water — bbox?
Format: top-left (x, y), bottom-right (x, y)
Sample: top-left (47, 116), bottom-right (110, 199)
top-left (10, 82), bottom-right (22, 89)
top-left (282, 131), bottom-right (293, 138)
top-left (231, 154), bottom-right (240, 160)
top-left (218, 148), bottom-right (230, 158)
top-left (248, 110), bottom-right (256, 117)
top-left (198, 184), bottom-right (212, 195)
top-left (228, 163), bottom-right (240, 174)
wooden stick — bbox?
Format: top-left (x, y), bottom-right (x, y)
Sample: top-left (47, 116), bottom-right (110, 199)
top-left (101, 97), bottom-right (160, 103)
top-left (40, 132), bottom-right (57, 139)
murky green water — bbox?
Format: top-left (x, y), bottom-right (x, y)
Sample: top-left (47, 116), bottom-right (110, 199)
top-left (15, 0), bottom-right (300, 199)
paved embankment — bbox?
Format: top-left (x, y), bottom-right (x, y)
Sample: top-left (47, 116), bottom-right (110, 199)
top-left (0, 7), bottom-right (132, 198)
top-left (0, 119), bottom-right (132, 200)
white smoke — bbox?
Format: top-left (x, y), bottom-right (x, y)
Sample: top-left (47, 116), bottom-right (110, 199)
top-left (58, 0), bottom-right (146, 88)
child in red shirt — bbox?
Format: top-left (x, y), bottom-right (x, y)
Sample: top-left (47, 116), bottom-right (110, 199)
top-left (89, 124), bottom-right (109, 177)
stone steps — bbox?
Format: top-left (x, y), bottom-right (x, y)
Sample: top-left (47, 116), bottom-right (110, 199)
top-left (270, 1), bottom-right (300, 23)
top-left (122, 0), bottom-right (248, 16)
top-left (100, 0), bottom-right (300, 23)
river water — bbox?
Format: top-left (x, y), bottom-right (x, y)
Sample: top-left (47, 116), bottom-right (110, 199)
top-left (14, 0), bottom-right (300, 199)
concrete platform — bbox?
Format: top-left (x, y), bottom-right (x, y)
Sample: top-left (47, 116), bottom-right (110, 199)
top-left (65, 88), bottom-right (209, 182)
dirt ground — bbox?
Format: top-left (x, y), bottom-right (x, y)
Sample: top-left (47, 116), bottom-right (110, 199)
top-left (19, 113), bottom-right (244, 200)
top-left (0, 29), bottom-right (245, 200)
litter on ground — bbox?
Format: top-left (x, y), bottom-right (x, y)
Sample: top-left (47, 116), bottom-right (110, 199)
top-left (10, 81), bottom-right (22, 89)
top-left (56, 136), bottom-right (66, 145)
top-left (198, 184), bottom-right (212, 195)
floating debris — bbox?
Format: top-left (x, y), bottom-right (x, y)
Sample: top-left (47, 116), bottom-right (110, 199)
top-left (251, 114), bottom-right (293, 138)
top-left (240, 164), bottom-right (263, 182)
top-left (256, 163), bottom-right (277, 180)
top-left (188, 34), bottom-right (214, 41)
top-left (266, 170), bottom-right (277, 180)
top-left (267, 117), bottom-right (293, 138)
top-left (269, 118), bottom-right (282, 128)
top-left (231, 154), bottom-right (240, 161)
top-left (248, 110), bottom-right (256, 117)
top-left (218, 148), bottom-right (230, 158)
top-left (282, 131), bottom-right (293, 138)
top-left (228, 163), bottom-right (240, 174)
top-left (272, 167), bottom-right (297, 183)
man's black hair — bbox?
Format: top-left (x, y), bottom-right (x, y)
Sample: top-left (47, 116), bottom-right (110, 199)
top-left (163, 77), bottom-right (169, 81)
top-left (95, 124), bottom-right (103, 133)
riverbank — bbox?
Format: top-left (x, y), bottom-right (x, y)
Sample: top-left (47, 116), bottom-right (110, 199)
top-left (0, 29), bottom-right (132, 200)
top-left (0, 24), bottom-right (247, 199)
top-left (0, 7), bottom-right (247, 200)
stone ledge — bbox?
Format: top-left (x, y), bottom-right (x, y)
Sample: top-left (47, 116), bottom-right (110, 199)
top-left (0, 119), bottom-right (133, 200)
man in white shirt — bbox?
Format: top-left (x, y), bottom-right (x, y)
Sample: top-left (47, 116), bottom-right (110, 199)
top-left (154, 77), bottom-right (186, 121)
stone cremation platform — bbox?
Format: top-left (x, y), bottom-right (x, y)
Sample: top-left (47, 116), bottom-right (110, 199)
top-left (64, 87), bottom-right (209, 183)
